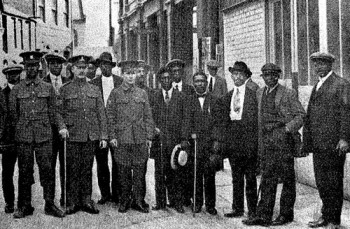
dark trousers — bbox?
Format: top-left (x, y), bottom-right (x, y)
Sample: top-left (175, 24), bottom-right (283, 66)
top-left (228, 154), bottom-right (257, 215)
top-left (117, 144), bottom-right (147, 205)
top-left (154, 150), bottom-right (168, 207)
top-left (17, 141), bottom-right (54, 208)
top-left (51, 133), bottom-right (65, 203)
top-left (313, 152), bottom-right (346, 224)
top-left (256, 150), bottom-right (296, 221)
top-left (95, 145), bottom-right (120, 202)
top-left (2, 146), bottom-right (17, 206)
top-left (66, 141), bottom-right (96, 206)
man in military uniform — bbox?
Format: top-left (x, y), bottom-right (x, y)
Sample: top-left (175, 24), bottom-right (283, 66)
top-left (57, 55), bottom-right (108, 215)
top-left (9, 51), bottom-right (65, 218)
top-left (86, 57), bottom-right (97, 81)
top-left (43, 52), bottom-right (69, 207)
top-left (106, 60), bottom-right (155, 213)
top-left (136, 60), bottom-right (153, 96)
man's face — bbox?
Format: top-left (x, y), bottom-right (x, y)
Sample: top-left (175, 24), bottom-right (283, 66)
top-left (193, 74), bottom-right (208, 94)
top-left (313, 59), bottom-right (332, 78)
top-left (72, 63), bottom-right (88, 79)
top-left (48, 60), bottom-right (63, 76)
top-left (100, 61), bottom-right (113, 76)
top-left (25, 62), bottom-right (40, 79)
top-left (170, 66), bottom-right (183, 83)
top-left (208, 67), bottom-right (218, 76)
top-left (86, 63), bottom-right (97, 80)
top-left (136, 66), bottom-right (148, 87)
top-left (7, 72), bottom-right (21, 85)
top-left (160, 72), bottom-right (172, 91)
top-left (123, 67), bottom-right (137, 85)
top-left (231, 71), bottom-right (249, 87)
top-left (262, 72), bottom-right (279, 88)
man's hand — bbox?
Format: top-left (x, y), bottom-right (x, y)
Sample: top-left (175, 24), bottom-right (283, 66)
top-left (336, 139), bottom-right (349, 155)
top-left (100, 140), bottom-right (107, 149)
top-left (59, 128), bottom-right (69, 139)
top-left (213, 141), bottom-right (220, 154)
top-left (110, 139), bottom-right (118, 148)
top-left (146, 140), bottom-right (152, 148)
top-left (155, 127), bottom-right (161, 135)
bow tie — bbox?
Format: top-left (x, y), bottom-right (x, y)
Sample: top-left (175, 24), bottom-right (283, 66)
top-left (196, 93), bottom-right (206, 98)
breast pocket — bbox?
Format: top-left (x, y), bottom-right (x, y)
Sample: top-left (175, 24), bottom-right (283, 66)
top-left (86, 92), bottom-right (98, 109)
top-left (17, 92), bottom-right (31, 113)
top-left (65, 94), bottom-right (79, 110)
top-left (37, 92), bottom-right (50, 112)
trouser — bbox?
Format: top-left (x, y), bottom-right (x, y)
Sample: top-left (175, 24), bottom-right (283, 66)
top-left (95, 144), bottom-right (120, 202)
top-left (228, 154), bottom-right (257, 215)
top-left (313, 151), bottom-right (346, 225)
top-left (51, 132), bottom-right (65, 203)
top-left (17, 141), bottom-right (54, 208)
top-left (256, 150), bottom-right (296, 221)
top-left (66, 141), bottom-right (96, 206)
top-left (2, 146), bottom-right (17, 206)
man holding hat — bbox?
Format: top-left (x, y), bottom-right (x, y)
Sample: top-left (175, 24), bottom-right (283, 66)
top-left (90, 51), bottom-right (123, 205)
top-left (166, 59), bottom-right (195, 96)
top-left (206, 60), bottom-right (227, 98)
top-left (243, 63), bottom-right (305, 226)
top-left (106, 60), bottom-right (155, 213)
top-left (57, 55), bottom-right (108, 215)
top-left (303, 52), bottom-right (350, 228)
top-left (215, 61), bottom-right (259, 219)
top-left (9, 51), bottom-right (65, 218)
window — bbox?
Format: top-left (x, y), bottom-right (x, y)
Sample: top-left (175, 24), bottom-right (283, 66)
top-left (64, 0), bottom-right (69, 27)
top-left (20, 20), bottom-right (24, 49)
top-left (2, 15), bottom-right (8, 53)
top-left (52, 0), bottom-right (58, 25)
top-left (38, 0), bottom-right (46, 22)
top-left (12, 18), bottom-right (17, 49)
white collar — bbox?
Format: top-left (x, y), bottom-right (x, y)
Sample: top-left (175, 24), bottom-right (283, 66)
top-left (319, 70), bottom-right (333, 83)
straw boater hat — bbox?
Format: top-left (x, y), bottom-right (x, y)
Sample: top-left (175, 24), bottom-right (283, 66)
top-left (170, 144), bottom-right (188, 170)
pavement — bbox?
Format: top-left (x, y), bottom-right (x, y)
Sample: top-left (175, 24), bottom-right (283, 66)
top-left (0, 155), bottom-right (349, 229)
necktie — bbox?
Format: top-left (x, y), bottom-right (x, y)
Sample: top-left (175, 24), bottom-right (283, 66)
top-left (208, 77), bottom-right (213, 92)
top-left (233, 88), bottom-right (241, 113)
top-left (175, 85), bottom-right (179, 91)
top-left (54, 77), bottom-right (59, 94)
top-left (165, 90), bottom-right (170, 104)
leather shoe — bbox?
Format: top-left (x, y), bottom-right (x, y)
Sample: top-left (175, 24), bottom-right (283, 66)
top-left (224, 209), bottom-right (244, 218)
top-left (327, 222), bottom-right (341, 229)
top-left (152, 204), bottom-right (166, 211)
top-left (174, 205), bottom-right (185, 213)
top-left (81, 202), bottom-right (99, 214)
top-left (13, 206), bottom-right (34, 219)
top-left (45, 203), bottom-right (65, 218)
top-left (308, 217), bottom-right (329, 228)
top-left (272, 215), bottom-right (293, 226)
top-left (118, 201), bottom-right (130, 213)
top-left (4, 204), bottom-right (14, 213)
top-left (65, 205), bottom-right (80, 215)
top-left (242, 217), bottom-right (271, 227)
top-left (97, 195), bottom-right (111, 205)
top-left (206, 207), bottom-right (217, 215)
top-left (132, 202), bottom-right (149, 213)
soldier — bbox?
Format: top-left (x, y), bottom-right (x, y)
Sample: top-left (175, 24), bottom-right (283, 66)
top-left (150, 66), bottom-right (186, 212)
top-left (42, 52), bottom-right (69, 207)
top-left (90, 52), bottom-right (123, 205)
top-left (206, 60), bottom-right (227, 98)
top-left (136, 60), bottom-right (153, 95)
top-left (243, 63), bottom-right (305, 226)
top-left (10, 51), bottom-right (65, 218)
top-left (106, 60), bottom-right (155, 213)
top-left (86, 57), bottom-right (97, 82)
top-left (166, 59), bottom-right (195, 96)
top-left (57, 55), bottom-right (108, 215)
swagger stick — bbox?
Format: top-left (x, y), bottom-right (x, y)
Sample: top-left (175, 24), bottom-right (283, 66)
top-left (192, 133), bottom-right (197, 217)
top-left (63, 138), bottom-right (67, 212)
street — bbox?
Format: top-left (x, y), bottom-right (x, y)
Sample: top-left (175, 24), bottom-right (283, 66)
top-left (0, 155), bottom-right (349, 229)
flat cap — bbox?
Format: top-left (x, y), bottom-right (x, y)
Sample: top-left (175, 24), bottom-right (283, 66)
top-left (2, 64), bottom-right (24, 75)
top-left (261, 63), bottom-right (282, 75)
top-left (19, 51), bottom-right (43, 64)
top-left (117, 60), bottom-right (139, 69)
top-left (310, 51), bottom-right (335, 63)
top-left (165, 59), bottom-right (185, 69)
top-left (44, 53), bottom-right (66, 64)
top-left (206, 60), bottom-right (221, 68)
top-left (68, 55), bottom-right (91, 65)
top-left (228, 61), bottom-right (252, 76)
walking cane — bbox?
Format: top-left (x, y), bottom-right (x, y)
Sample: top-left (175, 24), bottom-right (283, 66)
top-left (192, 133), bottom-right (197, 217)
top-left (63, 138), bottom-right (67, 212)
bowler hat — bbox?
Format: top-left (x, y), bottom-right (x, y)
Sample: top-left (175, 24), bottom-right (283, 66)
top-left (2, 64), bottom-right (23, 75)
top-left (171, 144), bottom-right (188, 170)
top-left (19, 51), bottom-right (43, 64)
top-left (96, 52), bottom-right (117, 67)
top-left (44, 53), bottom-right (66, 64)
top-left (68, 55), bottom-right (91, 65)
top-left (228, 61), bottom-right (252, 76)
top-left (310, 51), bottom-right (335, 63)
top-left (260, 63), bottom-right (282, 75)
top-left (206, 60), bottom-right (221, 68)
top-left (166, 59), bottom-right (185, 69)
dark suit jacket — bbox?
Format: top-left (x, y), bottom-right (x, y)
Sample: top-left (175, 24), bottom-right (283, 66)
top-left (0, 90), bottom-right (6, 141)
top-left (90, 74), bottom-right (124, 103)
top-left (303, 72), bottom-right (350, 153)
top-left (150, 89), bottom-right (186, 157)
top-left (182, 93), bottom-right (219, 159)
top-left (181, 83), bottom-right (195, 96)
top-left (1, 86), bottom-right (12, 144)
top-left (217, 81), bottom-right (259, 157)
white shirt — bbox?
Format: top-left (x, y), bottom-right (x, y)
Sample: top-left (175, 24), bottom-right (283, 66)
top-left (8, 83), bottom-right (14, 90)
top-left (162, 87), bottom-right (173, 102)
top-left (49, 73), bottom-right (63, 94)
top-left (316, 71), bottom-right (333, 91)
top-left (207, 74), bottom-right (216, 91)
top-left (172, 81), bottom-right (183, 92)
top-left (230, 80), bottom-right (248, 121)
top-left (102, 75), bottom-right (114, 107)
top-left (198, 96), bottom-right (205, 110)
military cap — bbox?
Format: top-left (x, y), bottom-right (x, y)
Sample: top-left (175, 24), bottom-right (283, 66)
top-left (156, 66), bottom-right (170, 79)
top-left (117, 60), bottom-right (139, 69)
top-left (88, 56), bottom-right (97, 66)
top-left (260, 63), bottom-right (282, 75)
top-left (228, 61), bottom-right (252, 76)
top-left (19, 51), bottom-right (43, 64)
top-left (310, 51), bottom-right (335, 63)
top-left (137, 60), bottom-right (151, 71)
top-left (206, 60), bottom-right (221, 68)
top-left (2, 64), bottom-right (24, 75)
top-left (165, 59), bottom-right (185, 69)
top-left (170, 144), bottom-right (188, 170)
top-left (68, 55), bottom-right (91, 65)
top-left (96, 52), bottom-right (117, 67)
top-left (44, 53), bottom-right (66, 64)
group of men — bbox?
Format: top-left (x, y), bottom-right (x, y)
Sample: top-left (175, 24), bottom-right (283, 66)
top-left (0, 49), bottom-right (348, 229)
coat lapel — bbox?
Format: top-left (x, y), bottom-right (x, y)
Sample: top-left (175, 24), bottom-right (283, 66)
top-left (274, 84), bottom-right (284, 108)
top-left (314, 73), bottom-right (335, 99)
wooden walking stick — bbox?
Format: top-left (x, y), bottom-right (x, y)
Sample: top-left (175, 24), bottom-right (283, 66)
top-left (192, 133), bottom-right (197, 217)
top-left (63, 138), bottom-right (67, 212)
